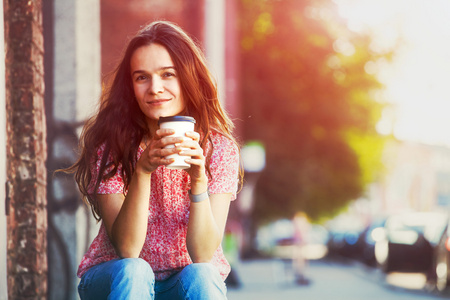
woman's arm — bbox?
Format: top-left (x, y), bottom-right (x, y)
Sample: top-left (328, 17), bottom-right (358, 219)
top-left (187, 184), bottom-right (232, 262)
top-left (97, 169), bottom-right (151, 258)
top-left (97, 128), bottom-right (184, 258)
top-left (182, 131), bottom-right (236, 262)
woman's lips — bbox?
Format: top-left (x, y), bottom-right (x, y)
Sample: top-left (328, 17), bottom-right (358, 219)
top-left (147, 99), bottom-right (170, 105)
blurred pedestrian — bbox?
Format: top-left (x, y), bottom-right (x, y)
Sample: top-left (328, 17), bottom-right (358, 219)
top-left (292, 212), bottom-right (311, 285)
top-left (65, 21), bottom-right (241, 299)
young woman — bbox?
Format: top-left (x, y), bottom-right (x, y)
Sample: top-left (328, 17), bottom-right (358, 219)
top-left (70, 21), bottom-right (241, 299)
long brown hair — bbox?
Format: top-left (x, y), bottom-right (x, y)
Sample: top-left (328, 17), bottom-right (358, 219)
top-left (67, 21), bottom-right (240, 221)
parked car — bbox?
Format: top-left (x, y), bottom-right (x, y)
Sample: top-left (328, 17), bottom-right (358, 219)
top-left (327, 228), bottom-right (363, 259)
top-left (326, 217), bottom-right (365, 261)
top-left (374, 212), bottom-right (447, 274)
top-left (428, 213), bottom-right (450, 293)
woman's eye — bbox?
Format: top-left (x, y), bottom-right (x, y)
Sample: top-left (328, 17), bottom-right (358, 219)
top-left (136, 75), bottom-right (147, 81)
top-left (163, 72), bottom-right (175, 78)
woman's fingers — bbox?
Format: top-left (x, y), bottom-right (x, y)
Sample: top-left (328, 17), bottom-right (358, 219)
top-left (155, 128), bottom-right (175, 138)
top-left (178, 133), bottom-right (205, 169)
top-left (154, 145), bottom-right (183, 159)
top-left (138, 130), bottom-right (179, 172)
top-left (158, 137), bottom-right (184, 149)
top-left (179, 147), bottom-right (203, 159)
top-left (184, 131), bottom-right (200, 142)
top-left (140, 130), bottom-right (205, 173)
top-left (184, 157), bottom-right (204, 167)
top-left (156, 130), bottom-right (199, 149)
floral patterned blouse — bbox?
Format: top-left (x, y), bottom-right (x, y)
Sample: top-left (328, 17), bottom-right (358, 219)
top-left (77, 131), bottom-right (239, 281)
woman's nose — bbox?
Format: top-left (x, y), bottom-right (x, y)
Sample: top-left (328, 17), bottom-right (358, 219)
top-left (149, 77), bottom-right (164, 94)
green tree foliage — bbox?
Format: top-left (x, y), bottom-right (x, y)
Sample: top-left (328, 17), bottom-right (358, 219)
top-left (238, 0), bottom-right (388, 224)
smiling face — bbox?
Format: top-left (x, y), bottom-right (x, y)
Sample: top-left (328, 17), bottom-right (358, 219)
top-left (130, 43), bottom-right (185, 129)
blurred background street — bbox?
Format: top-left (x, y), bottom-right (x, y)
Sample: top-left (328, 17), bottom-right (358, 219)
top-left (224, 209), bottom-right (450, 299)
top-left (227, 258), bottom-right (447, 300)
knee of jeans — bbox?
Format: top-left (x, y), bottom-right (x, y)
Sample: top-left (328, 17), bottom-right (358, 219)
top-left (182, 263), bottom-right (222, 284)
top-left (179, 263), bottom-right (226, 297)
top-left (115, 258), bottom-right (154, 282)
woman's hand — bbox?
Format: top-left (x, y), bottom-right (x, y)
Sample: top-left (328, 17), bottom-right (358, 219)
top-left (180, 131), bottom-right (208, 191)
top-left (136, 128), bottom-right (184, 174)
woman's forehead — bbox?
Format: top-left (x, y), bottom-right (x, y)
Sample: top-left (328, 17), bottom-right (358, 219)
top-left (130, 44), bottom-right (175, 72)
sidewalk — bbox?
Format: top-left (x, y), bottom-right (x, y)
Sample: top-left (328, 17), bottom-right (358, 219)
top-left (226, 258), bottom-right (316, 300)
top-left (226, 258), bottom-right (443, 300)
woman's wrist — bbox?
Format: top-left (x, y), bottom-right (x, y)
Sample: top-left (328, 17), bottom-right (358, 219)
top-left (135, 158), bottom-right (156, 175)
top-left (134, 164), bottom-right (154, 177)
top-left (190, 176), bottom-right (208, 195)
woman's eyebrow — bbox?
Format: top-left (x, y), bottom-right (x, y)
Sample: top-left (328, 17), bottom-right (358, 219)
top-left (158, 66), bottom-right (177, 73)
top-left (131, 66), bottom-right (176, 76)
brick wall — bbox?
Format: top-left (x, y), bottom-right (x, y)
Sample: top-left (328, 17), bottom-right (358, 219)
top-left (3, 0), bottom-right (47, 298)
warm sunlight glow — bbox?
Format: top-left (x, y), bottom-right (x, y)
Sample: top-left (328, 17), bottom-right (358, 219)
top-left (334, 0), bottom-right (450, 147)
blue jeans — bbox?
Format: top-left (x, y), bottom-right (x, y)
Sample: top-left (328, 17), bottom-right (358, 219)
top-left (78, 258), bottom-right (228, 300)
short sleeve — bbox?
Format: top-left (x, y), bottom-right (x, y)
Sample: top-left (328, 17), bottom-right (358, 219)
top-left (87, 144), bottom-right (125, 195)
top-left (207, 134), bottom-right (240, 200)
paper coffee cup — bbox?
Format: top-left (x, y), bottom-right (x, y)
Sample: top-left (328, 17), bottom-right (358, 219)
top-left (158, 116), bottom-right (196, 169)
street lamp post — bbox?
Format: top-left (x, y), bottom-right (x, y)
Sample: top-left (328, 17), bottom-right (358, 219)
top-left (240, 141), bottom-right (265, 258)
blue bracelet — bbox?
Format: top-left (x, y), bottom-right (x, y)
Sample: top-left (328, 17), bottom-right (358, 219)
top-left (189, 190), bottom-right (209, 203)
